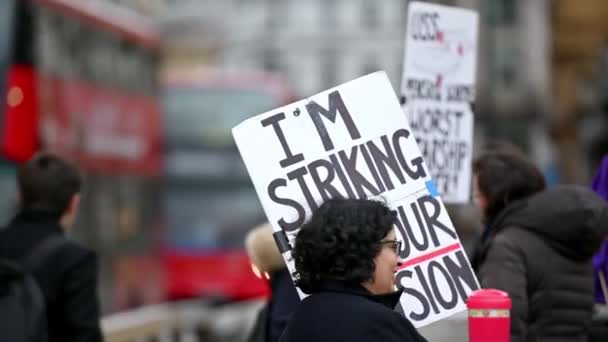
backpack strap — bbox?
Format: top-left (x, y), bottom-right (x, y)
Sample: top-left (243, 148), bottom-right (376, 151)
top-left (24, 235), bottom-right (68, 271)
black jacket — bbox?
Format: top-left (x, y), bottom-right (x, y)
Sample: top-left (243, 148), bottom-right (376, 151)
top-left (0, 210), bottom-right (102, 342)
top-left (278, 281), bottom-right (427, 342)
top-left (267, 270), bottom-right (300, 342)
top-left (248, 270), bottom-right (300, 342)
top-left (472, 185), bottom-right (608, 342)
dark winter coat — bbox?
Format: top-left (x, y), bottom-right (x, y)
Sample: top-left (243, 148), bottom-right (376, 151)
top-left (247, 269), bottom-right (300, 342)
top-left (472, 185), bottom-right (608, 342)
top-left (245, 223), bottom-right (300, 342)
top-left (267, 270), bottom-right (300, 342)
top-left (278, 281), bottom-right (427, 342)
top-left (0, 210), bottom-right (103, 342)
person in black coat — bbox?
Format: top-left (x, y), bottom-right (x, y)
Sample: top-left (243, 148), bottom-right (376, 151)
top-left (471, 151), bottom-right (608, 342)
top-left (245, 223), bottom-right (300, 342)
top-left (0, 152), bottom-right (102, 342)
top-left (278, 198), bottom-right (428, 342)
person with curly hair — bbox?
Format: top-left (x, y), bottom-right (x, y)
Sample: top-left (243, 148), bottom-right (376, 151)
top-left (278, 198), bottom-right (427, 342)
top-left (471, 150), bottom-right (608, 342)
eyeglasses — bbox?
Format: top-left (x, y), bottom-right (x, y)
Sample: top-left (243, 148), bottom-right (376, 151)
top-left (380, 239), bottom-right (402, 254)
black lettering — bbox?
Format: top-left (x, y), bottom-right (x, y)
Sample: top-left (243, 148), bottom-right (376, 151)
top-left (306, 91), bottom-right (361, 151)
top-left (411, 12), bottom-right (440, 41)
top-left (428, 261), bottom-right (458, 310)
top-left (430, 12), bottom-right (440, 38)
top-left (338, 146), bottom-right (381, 198)
top-left (261, 112), bottom-right (304, 168)
top-left (417, 137), bottom-right (429, 160)
top-left (308, 159), bottom-right (342, 201)
top-left (444, 250), bottom-right (480, 301)
top-left (417, 195), bottom-right (457, 246)
top-left (416, 265), bottom-right (440, 314)
top-left (411, 108), bottom-right (467, 138)
top-left (433, 173), bottom-right (457, 195)
top-left (457, 142), bottom-right (468, 170)
top-left (438, 109), bottom-right (451, 136)
top-left (396, 270), bottom-right (430, 322)
top-left (447, 85), bottom-right (475, 102)
top-left (394, 206), bottom-right (412, 259)
top-left (408, 201), bottom-right (430, 252)
top-left (405, 79), bottom-right (441, 101)
top-left (329, 154), bottom-right (356, 198)
top-left (360, 144), bottom-right (386, 193)
top-left (267, 178), bottom-right (305, 232)
top-left (406, 157), bottom-right (427, 180)
top-left (287, 167), bottom-right (318, 212)
top-left (453, 110), bottom-right (464, 137)
top-left (366, 135), bottom-right (406, 191)
top-left (393, 129), bottom-right (427, 180)
top-left (432, 140), bottom-right (448, 170)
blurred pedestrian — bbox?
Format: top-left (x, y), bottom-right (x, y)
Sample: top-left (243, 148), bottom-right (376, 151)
top-left (591, 155), bottom-right (608, 304)
top-left (278, 198), bottom-right (427, 342)
top-left (245, 223), bottom-right (300, 342)
top-left (471, 151), bottom-right (608, 342)
top-left (0, 152), bottom-right (102, 342)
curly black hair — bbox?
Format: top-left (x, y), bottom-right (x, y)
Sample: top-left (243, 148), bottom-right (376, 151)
top-left (292, 198), bottom-right (396, 294)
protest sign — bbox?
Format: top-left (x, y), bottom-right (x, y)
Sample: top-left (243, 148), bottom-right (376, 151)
top-left (233, 72), bottom-right (479, 327)
top-left (400, 2), bottom-right (478, 203)
top-left (404, 101), bottom-right (473, 204)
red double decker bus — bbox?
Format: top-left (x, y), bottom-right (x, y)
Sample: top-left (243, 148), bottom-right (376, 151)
top-left (0, 0), bottom-right (164, 312)
top-left (162, 68), bottom-right (296, 301)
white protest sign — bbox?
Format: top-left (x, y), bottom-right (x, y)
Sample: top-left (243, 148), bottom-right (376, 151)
top-left (404, 101), bottom-right (474, 204)
top-left (233, 72), bottom-right (479, 328)
top-left (400, 2), bottom-right (478, 203)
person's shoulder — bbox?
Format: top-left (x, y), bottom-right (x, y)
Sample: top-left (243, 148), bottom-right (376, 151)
top-left (348, 300), bottom-right (426, 341)
top-left (287, 293), bottom-right (426, 341)
top-left (300, 291), bottom-right (398, 320)
top-left (54, 238), bottom-right (97, 271)
top-left (495, 225), bottom-right (538, 246)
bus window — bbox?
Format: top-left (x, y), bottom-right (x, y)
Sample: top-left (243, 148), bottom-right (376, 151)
top-left (164, 87), bottom-right (277, 147)
top-left (166, 183), bottom-right (264, 251)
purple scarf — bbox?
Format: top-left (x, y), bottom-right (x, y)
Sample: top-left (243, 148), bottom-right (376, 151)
top-left (592, 155), bottom-right (608, 303)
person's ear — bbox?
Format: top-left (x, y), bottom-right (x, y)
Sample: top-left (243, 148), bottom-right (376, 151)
top-left (68, 194), bottom-right (81, 215)
top-left (60, 193), bottom-right (81, 230)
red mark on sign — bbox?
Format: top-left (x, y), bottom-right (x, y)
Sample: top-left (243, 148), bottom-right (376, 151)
top-left (436, 31), bottom-right (444, 43)
top-left (399, 242), bottom-right (462, 270)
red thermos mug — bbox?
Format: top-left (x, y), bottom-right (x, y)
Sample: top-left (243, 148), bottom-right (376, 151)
top-left (466, 289), bottom-right (511, 342)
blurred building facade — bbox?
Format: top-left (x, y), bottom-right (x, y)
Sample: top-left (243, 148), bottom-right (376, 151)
top-left (159, 1), bottom-right (549, 110)
top-left (158, 0), bottom-right (608, 182)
